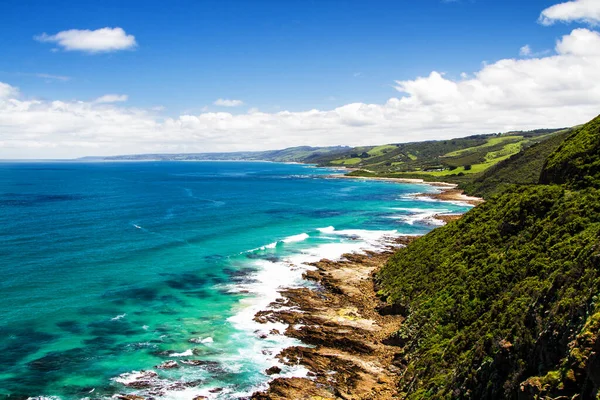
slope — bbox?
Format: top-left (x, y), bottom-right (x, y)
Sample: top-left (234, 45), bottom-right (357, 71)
top-left (460, 128), bottom-right (573, 198)
top-left (377, 114), bottom-right (600, 399)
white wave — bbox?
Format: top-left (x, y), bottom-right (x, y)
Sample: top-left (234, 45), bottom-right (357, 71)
top-left (282, 233), bottom-right (309, 243)
top-left (244, 232), bottom-right (309, 253)
top-left (190, 336), bottom-right (214, 344)
top-left (27, 397), bottom-right (61, 400)
top-left (111, 313), bottom-right (126, 321)
top-left (388, 210), bottom-right (448, 226)
top-left (317, 226), bottom-right (335, 233)
top-left (399, 193), bottom-right (475, 208)
top-left (391, 206), bottom-right (448, 213)
top-left (224, 226), bottom-right (401, 396)
top-left (169, 349), bottom-right (193, 357)
top-left (113, 370), bottom-right (157, 385)
top-left (115, 227), bottom-right (401, 399)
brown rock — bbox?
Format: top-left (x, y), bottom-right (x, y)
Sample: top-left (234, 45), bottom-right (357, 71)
top-left (155, 360), bottom-right (179, 369)
top-left (265, 365), bottom-right (282, 375)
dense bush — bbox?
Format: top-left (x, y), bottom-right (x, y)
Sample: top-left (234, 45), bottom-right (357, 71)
top-left (378, 114), bottom-right (600, 399)
top-left (460, 129), bottom-right (572, 199)
top-left (541, 115), bottom-right (600, 189)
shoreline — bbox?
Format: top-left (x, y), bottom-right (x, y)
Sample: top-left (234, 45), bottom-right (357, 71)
top-left (327, 172), bottom-right (485, 207)
top-left (251, 237), bottom-right (417, 399)
top-left (250, 176), bottom-right (483, 399)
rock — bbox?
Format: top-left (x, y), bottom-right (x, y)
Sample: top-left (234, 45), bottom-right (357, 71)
top-left (180, 359), bottom-right (219, 367)
top-left (113, 395), bottom-right (145, 400)
top-left (113, 370), bottom-right (158, 388)
top-left (155, 360), bottom-right (178, 369)
top-left (192, 397), bottom-right (208, 400)
top-left (265, 366), bottom-right (282, 375)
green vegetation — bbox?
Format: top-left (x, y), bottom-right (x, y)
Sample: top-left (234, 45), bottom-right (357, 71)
top-left (313, 129), bottom-right (565, 180)
top-left (377, 114), bottom-right (600, 399)
top-left (330, 157), bottom-right (362, 165)
top-left (444, 135), bottom-right (522, 157)
top-left (541, 117), bottom-right (600, 190)
top-left (461, 128), bottom-right (573, 198)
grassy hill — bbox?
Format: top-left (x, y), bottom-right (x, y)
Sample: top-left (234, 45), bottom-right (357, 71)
top-left (377, 114), bottom-right (600, 399)
top-left (460, 128), bottom-right (574, 198)
top-left (87, 129), bottom-right (567, 184)
top-left (313, 128), bottom-right (566, 180)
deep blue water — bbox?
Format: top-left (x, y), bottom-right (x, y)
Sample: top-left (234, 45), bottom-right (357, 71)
top-left (0, 161), bottom-right (470, 399)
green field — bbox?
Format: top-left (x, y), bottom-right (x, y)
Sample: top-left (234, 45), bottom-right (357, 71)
top-left (319, 128), bottom-right (565, 181)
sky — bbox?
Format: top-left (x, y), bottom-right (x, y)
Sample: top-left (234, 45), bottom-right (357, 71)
top-left (0, 0), bottom-right (600, 158)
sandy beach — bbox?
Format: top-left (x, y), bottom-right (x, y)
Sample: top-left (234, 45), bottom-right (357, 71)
top-left (328, 174), bottom-right (485, 207)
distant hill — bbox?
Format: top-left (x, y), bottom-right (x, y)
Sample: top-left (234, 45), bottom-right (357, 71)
top-left (378, 114), bottom-right (600, 399)
top-left (80, 146), bottom-right (351, 163)
top-left (82, 129), bottom-right (568, 188)
top-left (314, 128), bottom-right (567, 179)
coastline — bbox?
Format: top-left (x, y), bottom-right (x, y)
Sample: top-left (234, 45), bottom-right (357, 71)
top-left (250, 175), bottom-right (484, 399)
top-left (250, 238), bottom-right (416, 399)
top-left (327, 172), bottom-right (484, 207)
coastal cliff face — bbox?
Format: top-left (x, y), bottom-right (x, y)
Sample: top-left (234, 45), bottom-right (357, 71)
top-left (378, 114), bottom-right (600, 399)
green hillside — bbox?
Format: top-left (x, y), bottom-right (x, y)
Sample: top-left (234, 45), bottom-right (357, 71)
top-left (541, 116), bottom-right (600, 190)
top-left (377, 114), bottom-right (600, 399)
top-left (460, 128), bottom-right (573, 198)
top-left (314, 129), bottom-right (565, 179)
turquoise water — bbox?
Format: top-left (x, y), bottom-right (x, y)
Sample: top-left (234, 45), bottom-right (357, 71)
top-left (0, 161), bottom-right (470, 399)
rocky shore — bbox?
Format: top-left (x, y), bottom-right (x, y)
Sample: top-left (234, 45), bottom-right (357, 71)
top-left (250, 237), bottom-right (418, 400)
top-left (249, 176), bottom-right (484, 399)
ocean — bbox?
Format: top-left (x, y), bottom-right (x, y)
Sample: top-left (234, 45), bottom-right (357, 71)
top-left (0, 161), bottom-right (471, 399)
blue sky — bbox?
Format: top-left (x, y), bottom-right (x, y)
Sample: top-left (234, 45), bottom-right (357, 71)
top-left (0, 0), bottom-right (599, 158)
top-left (0, 0), bottom-right (570, 113)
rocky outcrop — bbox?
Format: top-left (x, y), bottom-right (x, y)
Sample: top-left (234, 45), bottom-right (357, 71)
top-left (251, 241), bottom-right (417, 399)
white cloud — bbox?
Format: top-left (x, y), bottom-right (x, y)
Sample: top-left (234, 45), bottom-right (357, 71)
top-left (0, 82), bottom-right (19, 99)
top-left (556, 27), bottom-right (600, 55)
top-left (539, 0), bottom-right (600, 26)
top-left (35, 27), bottom-right (137, 53)
top-left (520, 45), bottom-right (532, 56)
top-left (214, 98), bottom-right (244, 107)
top-left (519, 45), bottom-right (552, 58)
top-left (1, 28), bottom-right (600, 159)
top-left (94, 94), bottom-right (128, 103)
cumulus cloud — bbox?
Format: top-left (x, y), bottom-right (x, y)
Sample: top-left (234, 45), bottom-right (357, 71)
top-left (35, 27), bottom-right (137, 53)
top-left (94, 94), bottom-right (128, 103)
top-left (0, 82), bottom-right (19, 99)
top-left (214, 98), bottom-right (244, 107)
top-left (2, 28), bottom-right (600, 159)
top-left (539, 0), bottom-right (600, 26)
